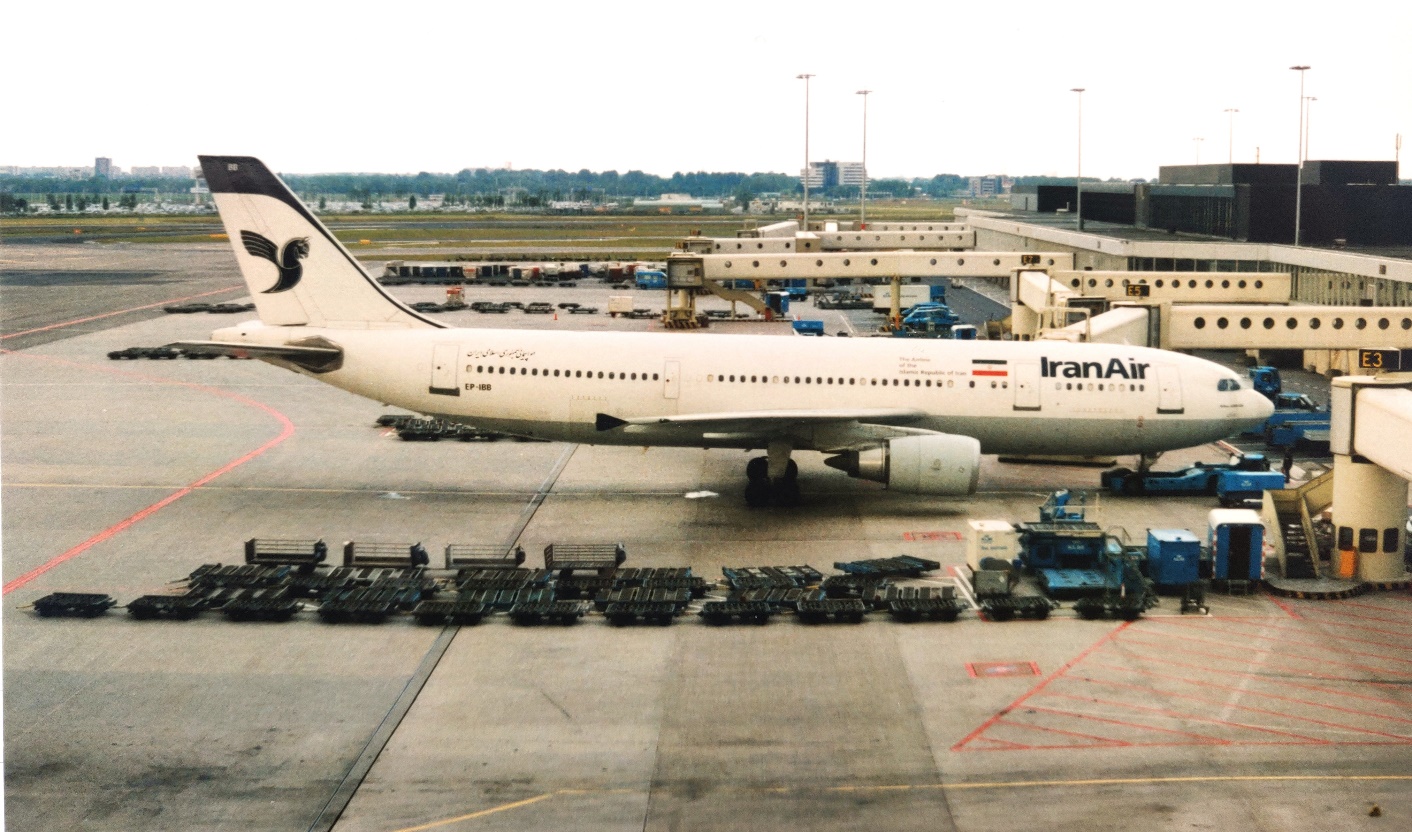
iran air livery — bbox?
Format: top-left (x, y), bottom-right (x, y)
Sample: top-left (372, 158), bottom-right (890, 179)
top-left (178, 156), bottom-right (1273, 506)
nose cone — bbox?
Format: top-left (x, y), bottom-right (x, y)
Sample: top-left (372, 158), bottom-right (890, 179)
top-left (1251, 391), bottom-right (1276, 422)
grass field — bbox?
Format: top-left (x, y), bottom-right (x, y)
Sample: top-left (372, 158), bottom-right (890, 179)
top-left (0, 198), bottom-right (988, 258)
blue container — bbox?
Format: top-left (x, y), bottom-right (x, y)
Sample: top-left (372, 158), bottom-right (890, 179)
top-left (1146, 529), bottom-right (1200, 588)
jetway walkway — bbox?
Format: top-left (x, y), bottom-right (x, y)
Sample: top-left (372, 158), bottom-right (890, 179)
top-left (1013, 268), bottom-right (1412, 352)
top-left (662, 251), bottom-right (1074, 326)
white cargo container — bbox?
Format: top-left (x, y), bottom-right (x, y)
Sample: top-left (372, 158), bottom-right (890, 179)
top-left (967, 520), bottom-right (1020, 571)
top-left (607, 295), bottom-right (636, 316)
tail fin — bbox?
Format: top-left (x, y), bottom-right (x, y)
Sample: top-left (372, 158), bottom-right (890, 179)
top-left (198, 155), bottom-right (438, 329)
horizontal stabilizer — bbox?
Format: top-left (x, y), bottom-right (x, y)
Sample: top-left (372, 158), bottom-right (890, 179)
top-left (166, 340), bottom-right (343, 373)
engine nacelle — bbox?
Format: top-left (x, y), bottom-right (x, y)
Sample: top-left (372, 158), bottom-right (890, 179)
top-left (825, 434), bottom-right (981, 496)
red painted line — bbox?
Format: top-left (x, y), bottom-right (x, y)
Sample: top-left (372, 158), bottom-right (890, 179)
top-left (0, 285), bottom-right (244, 341)
top-left (1265, 594), bottom-right (1303, 619)
top-left (1078, 674), bottom-right (1412, 742)
top-left (1042, 690), bottom-right (1320, 744)
top-left (994, 714), bottom-right (1130, 747)
top-left (1118, 628), bottom-right (1412, 679)
top-left (1022, 704), bottom-right (1222, 744)
top-left (1, 353), bottom-right (295, 595)
top-left (971, 370), bottom-right (1009, 377)
top-left (951, 621), bottom-right (1131, 752)
top-left (1294, 605), bottom-right (1412, 633)
top-left (1140, 616), bottom-right (1412, 660)
top-left (1114, 634), bottom-right (1412, 689)
top-left (1090, 660), bottom-right (1412, 729)
top-left (1103, 650), bottom-right (1412, 712)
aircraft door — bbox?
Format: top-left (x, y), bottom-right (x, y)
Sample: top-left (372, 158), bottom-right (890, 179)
top-left (1156, 365), bottom-right (1183, 414)
top-left (664, 359), bottom-right (681, 400)
top-left (430, 343), bottom-right (460, 396)
top-left (1013, 363), bottom-right (1041, 411)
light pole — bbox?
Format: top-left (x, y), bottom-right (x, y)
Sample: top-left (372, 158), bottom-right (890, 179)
top-left (797, 73), bottom-right (814, 231)
top-left (1071, 87), bottom-right (1084, 231)
top-left (1224, 108), bottom-right (1239, 163)
top-left (856, 89), bottom-right (871, 227)
top-left (1304, 96), bottom-right (1317, 161)
top-left (1290, 64), bottom-right (1310, 246)
top-left (1193, 137), bottom-right (1204, 165)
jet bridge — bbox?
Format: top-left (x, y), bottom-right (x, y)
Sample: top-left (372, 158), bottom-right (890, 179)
top-left (1327, 371), bottom-right (1412, 582)
top-left (679, 225), bottom-right (974, 255)
top-left (1016, 269), bottom-right (1412, 356)
top-left (663, 251), bottom-right (1074, 326)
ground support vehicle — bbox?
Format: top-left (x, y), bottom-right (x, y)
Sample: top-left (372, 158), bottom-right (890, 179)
top-left (729, 587), bottom-right (815, 611)
top-left (444, 545), bottom-right (527, 571)
top-left (834, 555), bottom-right (940, 578)
top-left (1101, 454), bottom-right (1282, 504)
top-left (507, 600), bottom-right (589, 626)
top-left (797, 598), bottom-right (868, 624)
top-left (317, 586), bottom-right (421, 624)
top-left (604, 601), bottom-right (679, 626)
top-left (32, 592), bottom-right (116, 618)
top-left (244, 538), bottom-right (328, 573)
top-left (187, 563), bottom-right (292, 590)
top-left (821, 575), bottom-right (890, 606)
top-left (722, 565), bottom-right (822, 591)
top-left (220, 587), bottom-right (301, 622)
top-left (1073, 591), bottom-right (1157, 621)
top-left (454, 568), bottom-right (551, 592)
top-left (699, 600), bottom-right (774, 625)
top-left (887, 598), bottom-right (963, 622)
top-left (593, 587), bottom-right (691, 613)
top-left (411, 598), bottom-right (493, 626)
top-left (978, 596), bottom-right (1057, 621)
top-left (127, 590), bottom-right (219, 620)
top-left (544, 543), bottom-right (626, 576)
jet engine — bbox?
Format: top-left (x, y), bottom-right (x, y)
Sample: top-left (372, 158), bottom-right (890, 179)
top-left (824, 434), bottom-right (981, 496)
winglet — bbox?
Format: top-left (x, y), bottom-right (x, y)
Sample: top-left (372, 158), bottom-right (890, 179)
top-left (595, 413), bottom-right (630, 432)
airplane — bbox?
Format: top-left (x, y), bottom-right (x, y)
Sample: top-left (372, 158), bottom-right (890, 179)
top-left (175, 155), bottom-right (1275, 506)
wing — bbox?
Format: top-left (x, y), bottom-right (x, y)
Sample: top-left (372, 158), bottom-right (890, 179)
top-left (240, 230), bottom-right (279, 264)
top-left (595, 408), bottom-right (936, 451)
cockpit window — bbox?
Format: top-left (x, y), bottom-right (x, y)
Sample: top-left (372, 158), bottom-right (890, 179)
top-left (1217, 378), bottom-right (1242, 391)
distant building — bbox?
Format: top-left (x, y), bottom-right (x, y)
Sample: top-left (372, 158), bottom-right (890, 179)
top-left (968, 176), bottom-right (1013, 198)
top-left (95, 157), bottom-right (112, 178)
top-left (130, 166), bottom-right (162, 177)
top-left (161, 165), bottom-right (192, 178)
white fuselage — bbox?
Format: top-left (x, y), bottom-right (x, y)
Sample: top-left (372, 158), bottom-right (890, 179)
top-left (218, 322), bottom-right (1273, 456)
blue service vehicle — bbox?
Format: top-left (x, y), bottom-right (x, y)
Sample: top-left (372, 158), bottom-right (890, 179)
top-left (1101, 453), bottom-right (1283, 505)
top-left (634, 269), bottom-right (667, 289)
top-left (1243, 365), bottom-right (1329, 447)
top-left (791, 319), bottom-right (825, 336)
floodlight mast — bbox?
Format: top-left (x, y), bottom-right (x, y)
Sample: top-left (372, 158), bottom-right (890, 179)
top-left (1224, 108), bottom-right (1239, 163)
top-left (1290, 65), bottom-right (1310, 246)
top-left (797, 73), bottom-right (814, 231)
top-left (1071, 88), bottom-right (1085, 231)
top-left (857, 89), bottom-right (871, 227)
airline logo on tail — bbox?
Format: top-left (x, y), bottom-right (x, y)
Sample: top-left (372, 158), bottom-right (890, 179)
top-left (240, 230), bottom-right (309, 293)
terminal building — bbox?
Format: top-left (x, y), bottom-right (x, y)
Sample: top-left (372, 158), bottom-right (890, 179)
top-left (1009, 160), bottom-right (1411, 247)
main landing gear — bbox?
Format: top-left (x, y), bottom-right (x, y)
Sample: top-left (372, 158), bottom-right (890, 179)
top-left (744, 441), bottom-right (801, 508)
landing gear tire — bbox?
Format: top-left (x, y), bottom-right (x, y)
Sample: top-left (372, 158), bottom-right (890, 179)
top-left (773, 477), bottom-right (802, 507)
top-left (745, 478), bottom-right (772, 508)
top-left (746, 456), bottom-right (769, 482)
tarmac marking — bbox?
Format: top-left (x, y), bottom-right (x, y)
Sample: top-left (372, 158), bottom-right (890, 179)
top-left (0, 284), bottom-right (243, 340)
top-left (951, 620), bottom-right (1131, 751)
top-left (388, 792), bottom-right (558, 832)
top-left (1118, 627), bottom-right (1412, 680)
top-left (0, 352), bottom-right (295, 596)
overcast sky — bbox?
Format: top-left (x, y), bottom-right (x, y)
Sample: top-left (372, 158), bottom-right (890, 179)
top-left (8, 0), bottom-right (1409, 181)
